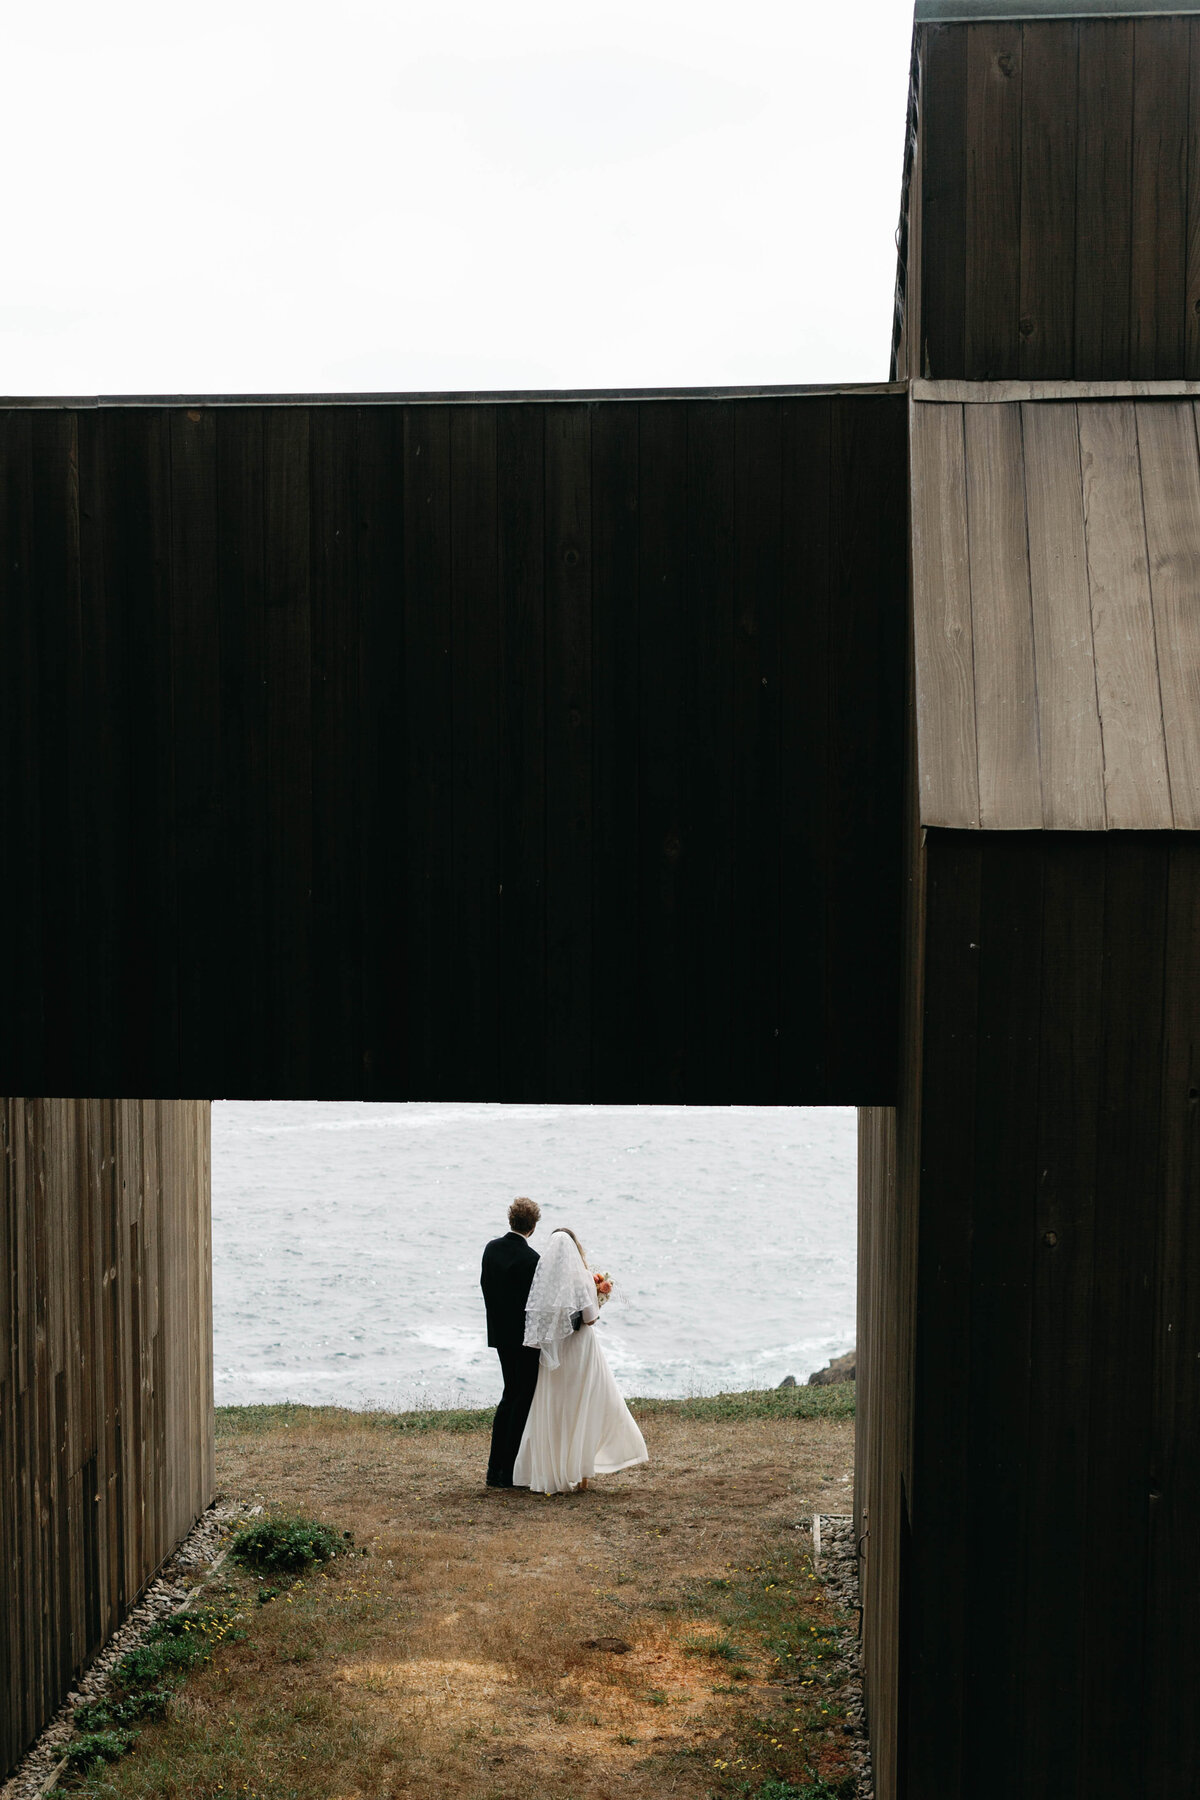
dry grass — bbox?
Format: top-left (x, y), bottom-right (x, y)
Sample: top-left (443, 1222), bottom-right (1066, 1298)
top-left (70, 1398), bottom-right (858, 1800)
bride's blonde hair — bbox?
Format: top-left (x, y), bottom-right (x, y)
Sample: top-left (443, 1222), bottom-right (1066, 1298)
top-left (551, 1226), bottom-right (587, 1267)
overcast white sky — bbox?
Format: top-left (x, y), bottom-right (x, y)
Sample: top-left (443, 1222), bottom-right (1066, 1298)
top-left (4, 0), bottom-right (915, 396)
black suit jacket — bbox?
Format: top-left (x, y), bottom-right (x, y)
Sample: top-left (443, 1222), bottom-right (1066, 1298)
top-left (480, 1232), bottom-right (540, 1350)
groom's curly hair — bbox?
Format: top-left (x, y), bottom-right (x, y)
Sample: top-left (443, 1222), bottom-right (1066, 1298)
top-left (508, 1196), bottom-right (541, 1234)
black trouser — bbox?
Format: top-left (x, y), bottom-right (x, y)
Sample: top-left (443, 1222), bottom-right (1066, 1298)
top-left (487, 1344), bottom-right (541, 1485)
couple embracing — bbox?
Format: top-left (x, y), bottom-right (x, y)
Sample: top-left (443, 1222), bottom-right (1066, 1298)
top-left (481, 1197), bottom-right (649, 1495)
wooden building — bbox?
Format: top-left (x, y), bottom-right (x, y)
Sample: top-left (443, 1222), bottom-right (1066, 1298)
top-left (4, 2), bottom-right (1200, 1794)
top-left (1, 1102), bottom-right (212, 1772)
top-left (857, 6), bottom-right (1200, 1797)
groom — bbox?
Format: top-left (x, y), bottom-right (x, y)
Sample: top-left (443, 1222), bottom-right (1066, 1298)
top-left (480, 1196), bottom-right (542, 1488)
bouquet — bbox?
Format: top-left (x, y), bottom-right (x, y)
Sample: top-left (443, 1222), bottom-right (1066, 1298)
top-left (592, 1271), bottom-right (614, 1306)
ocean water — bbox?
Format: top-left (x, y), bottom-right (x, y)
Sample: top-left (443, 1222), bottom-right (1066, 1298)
top-left (212, 1102), bottom-right (857, 1411)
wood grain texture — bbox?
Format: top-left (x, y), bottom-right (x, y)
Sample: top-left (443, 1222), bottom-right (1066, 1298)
top-left (907, 17), bottom-right (1200, 381)
top-left (913, 397), bottom-right (1200, 833)
top-left (1021, 403), bottom-right (1105, 828)
top-left (778, 398), bottom-right (832, 1100)
top-left (1074, 19), bottom-right (1135, 379)
top-left (1130, 19), bottom-right (1190, 379)
top-left (1186, 21), bottom-right (1200, 379)
top-left (1135, 403), bottom-right (1200, 827)
top-left (1018, 21), bottom-right (1078, 378)
top-left (962, 403), bottom-right (1041, 825)
top-left (0, 1100), bottom-right (212, 1779)
top-left (0, 395), bottom-right (906, 1103)
top-left (909, 401), bottom-right (979, 827)
top-left (964, 22), bottom-right (1023, 379)
top-left (1079, 403), bottom-right (1174, 827)
top-left (919, 24), bottom-right (968, 378)
top-left (891, 830), bottom-right (1200, 1799)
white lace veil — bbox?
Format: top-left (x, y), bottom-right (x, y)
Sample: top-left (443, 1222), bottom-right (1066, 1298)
top-left (523, 1229), bottom-right (597, 1370)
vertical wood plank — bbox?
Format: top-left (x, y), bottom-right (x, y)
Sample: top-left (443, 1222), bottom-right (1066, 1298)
top-left (76, 416), bottom-right (125, 1095)
top-left (963, 404), bottom-right (1042, 827)
top-left (1018, 22), bottom-right (1078, 378)
top-left (1135, 402), bottom-right (1200, 828)
top-left (962, 836), bottom-right (1043, 1799)
top-left (356, 407), bottom-right (408, 1099)
top-left (215, 409), bottom-right (268, 1096)
top-left (118, 415), bottom-right (178, 1095)
top-left (0, 415), bottom-right (41, 1092)
top-left (1078, 403), bottom-right (1174, 827)
top-left (264, 409), bottom-right (313, 1096)
top-left (778, 399), bottom-right (831, 1099)
top-left (905, 832), bottom-right (982, 1797)
top-left (1080, 839), bottom-right (1168, 1796)
top-left (827, 397), bottom-right (907, 1097)
top-left (1074, 20), bottom-right (1134, 378)
top-left (170, 409), bottom-right (222, 1095)
top-left (402, 407), bottom-right (454, 1096)
top-left (964, 21), bottom-right (1023, 379)
top-left (920, 25), bottom-right (968, 377)
top-left (1146, 839), bottom-right (1200, 1794)
top-left (682, 400), bottom-right (735, 1101)
top-left (1131, 18), bottom-right (1190, 379)
top-left (544, 405), bottom-right (593, 1100)
top-left (496, 405), bottom-right (547, 1100)
top-left (30, 414), bottom-right (84, 1094)
top-left (309, 408), bottom-right (362, 1098)
top-left (730, 399), bottom-right (782, 1103)
top-left (909, 403), bottom-right (979, 829)
top-left (589, 403), bottom-right (640, 1102)
top-left (637, 402), bottom-right (688, 1099)
top-left (450, 405), bottom-right (501, 1098)
top-left (1021, 403), bottom-right (1105, 829)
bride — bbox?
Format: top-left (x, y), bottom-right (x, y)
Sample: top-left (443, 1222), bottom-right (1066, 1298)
top-left (512, 1227), bottom-right (648, 1495)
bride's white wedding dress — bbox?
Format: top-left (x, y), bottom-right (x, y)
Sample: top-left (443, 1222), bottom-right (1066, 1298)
top-left (512, 1229), bottom-right (648, 1496)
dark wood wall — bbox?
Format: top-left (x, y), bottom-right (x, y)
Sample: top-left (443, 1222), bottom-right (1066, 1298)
top-left (1, 1099), bottom-right (213, 1777)
top-left (898, 17), bottom-right (1200, 379)
top-left (0, 394), bottom-right (906, 1103)
top-left (861, 828), bottom-right (1200, 1800)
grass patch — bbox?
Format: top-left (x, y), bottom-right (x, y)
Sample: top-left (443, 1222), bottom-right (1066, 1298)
top-left (215, 1383), bottom-right (855, 1442)
top-left (229, 1513), bottom-right (350, 1574)
top-left (630, 1385), bottom-right (855, 1425)
top-left (697, 1545), bottom-right (858, 1796)
top-left (60, 1605), bottom-right (250, 1786)
top-left (63, 1731), bottom-right (134, 1774)
top-left (682, 1630), bottom-right (745, 1661)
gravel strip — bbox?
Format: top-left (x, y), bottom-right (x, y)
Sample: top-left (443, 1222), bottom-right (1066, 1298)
top-left (800, 1511), bottom-right (873, 1800)
top-left (0, 1497), bottom-right (252, 1800)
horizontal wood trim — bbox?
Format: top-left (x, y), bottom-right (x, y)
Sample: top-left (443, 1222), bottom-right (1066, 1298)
top-left (914, 378), bottom-right (1200, 400)
top-left (0, 383), bottom-right (907, 412)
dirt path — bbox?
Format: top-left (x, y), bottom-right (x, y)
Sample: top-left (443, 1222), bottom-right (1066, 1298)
top-left (72, 1403), bottom-right (859, 1800)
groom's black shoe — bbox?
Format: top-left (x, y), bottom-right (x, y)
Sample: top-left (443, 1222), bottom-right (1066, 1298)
top-left (486, 1476), bottom-right (513, 1488)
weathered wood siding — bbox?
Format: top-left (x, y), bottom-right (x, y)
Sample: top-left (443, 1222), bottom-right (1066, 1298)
top-left (910, 390), bottom-right (1200, 830)
top-left (898, 16), bottom-right (1200, 380)
top-left (0, 395), bottom-right (907, 1104)
top-left (861, 829), bottom-right (1200, 1800)
top-left (0, 1100), bottom-right (213, 1777)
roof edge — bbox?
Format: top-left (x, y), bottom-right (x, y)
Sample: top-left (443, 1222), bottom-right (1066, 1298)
top-left (916, 0), bottom-right (1200, 18)
top-left (0, 381), bottom-right (906, 410)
